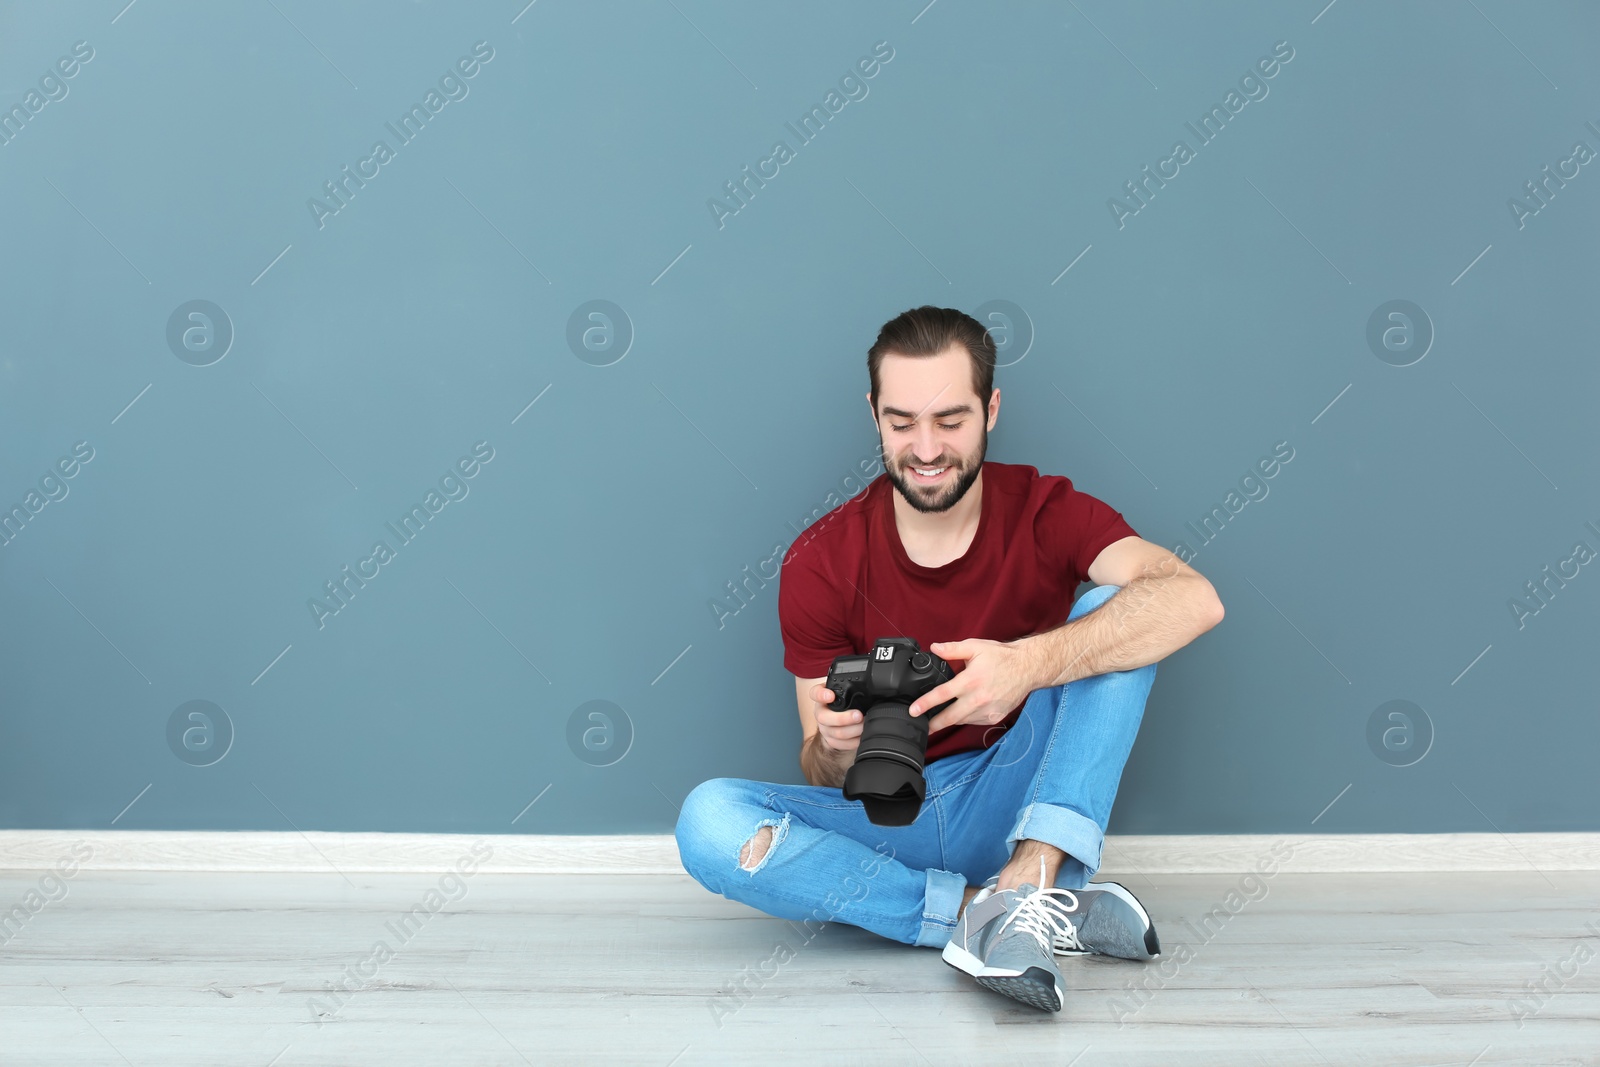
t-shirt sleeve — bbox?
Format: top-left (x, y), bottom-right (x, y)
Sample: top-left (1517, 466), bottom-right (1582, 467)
top-left (1043, 477), bottom-right (1140, 584)
top-left (778, 542), bottom-right (854, 678)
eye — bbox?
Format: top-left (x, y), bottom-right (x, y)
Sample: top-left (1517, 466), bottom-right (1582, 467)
top-left (890, 424), bottom-right (911, 432)
top-left (938, 422), bottom-right (963, 431)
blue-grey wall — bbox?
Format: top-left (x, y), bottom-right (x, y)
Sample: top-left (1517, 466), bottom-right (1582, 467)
top-left (2, 1), bottom-right (1595, 837)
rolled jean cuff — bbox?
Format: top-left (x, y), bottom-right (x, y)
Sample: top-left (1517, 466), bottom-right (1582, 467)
top-left (913, 866), bottom-right (969, 948)
top-left (1007, 802), bottom-right (1105, 876)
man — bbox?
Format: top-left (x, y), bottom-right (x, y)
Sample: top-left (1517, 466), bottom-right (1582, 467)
top-left (676, 305), bottom-right (1224, 1013)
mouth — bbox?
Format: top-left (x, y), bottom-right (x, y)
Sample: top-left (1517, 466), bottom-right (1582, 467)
top-left (907, 463), bottom-right (951, 485)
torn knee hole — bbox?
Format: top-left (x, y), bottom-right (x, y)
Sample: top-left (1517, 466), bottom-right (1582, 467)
top-left (739, 827), bottom-right (772, 870)
top-left (739, 816), bottom-right (788, 873)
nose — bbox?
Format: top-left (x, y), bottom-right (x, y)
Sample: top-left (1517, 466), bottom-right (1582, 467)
top-left (912, 423), bottom-right (942, 463)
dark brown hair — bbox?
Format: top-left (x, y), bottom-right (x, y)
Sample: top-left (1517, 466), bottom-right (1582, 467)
top-left (867, 305), bottom-right (996, 413)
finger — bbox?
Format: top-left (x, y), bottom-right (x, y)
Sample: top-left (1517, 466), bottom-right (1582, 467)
top-left (925, 700), bottom-right (981, 734)
top-left (812, 686), bottom-right (836, 705)
top-left (821, 722), bottom-right (863, 748)
top-left (817, 707), bottom-right (862, 728)
top-left (908, 679), bottom-right (960, 717)
top-left (929, 639), bottom-right (977, 663)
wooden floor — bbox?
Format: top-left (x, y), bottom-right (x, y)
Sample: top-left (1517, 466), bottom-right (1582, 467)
top-left (1, 868), bottom-right (1596, 1065)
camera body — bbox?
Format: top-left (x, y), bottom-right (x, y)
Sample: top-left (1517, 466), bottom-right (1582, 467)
top-left (825, 637), bottom-right (955, 826)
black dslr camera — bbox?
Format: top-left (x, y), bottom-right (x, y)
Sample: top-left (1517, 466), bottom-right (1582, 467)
top-left (824, 637), bottom-right (955, 827)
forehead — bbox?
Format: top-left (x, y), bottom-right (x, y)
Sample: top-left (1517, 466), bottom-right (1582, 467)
top-left (876, 347), bottom-right (978, 411)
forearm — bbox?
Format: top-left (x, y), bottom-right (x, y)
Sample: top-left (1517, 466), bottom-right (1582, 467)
top-left (1018, 573), bottom-right (1222, 688)
top-left (800, 733), bottom-right (852, 789)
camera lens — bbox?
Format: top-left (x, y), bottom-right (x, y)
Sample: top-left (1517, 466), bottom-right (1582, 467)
top-left (843, 699), bottom-right (929, 826)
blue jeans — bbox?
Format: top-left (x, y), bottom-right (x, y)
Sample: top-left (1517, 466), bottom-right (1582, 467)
top-left (675, 584), bottom-right (1157, 949)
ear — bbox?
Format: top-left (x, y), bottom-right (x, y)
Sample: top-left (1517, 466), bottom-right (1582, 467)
top-left (866, 391), bottom-right (877, 426)
top-left (986, 388), bottom-right (1000, 431)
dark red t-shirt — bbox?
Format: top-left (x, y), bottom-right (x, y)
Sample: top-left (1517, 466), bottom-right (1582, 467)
top-left (779, 461), bottom-right (1139, 763)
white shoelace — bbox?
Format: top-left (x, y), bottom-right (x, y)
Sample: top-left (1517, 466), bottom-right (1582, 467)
top-left (994, 856), bottom-right (1085, 953)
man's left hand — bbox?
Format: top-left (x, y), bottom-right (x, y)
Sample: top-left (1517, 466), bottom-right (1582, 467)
top-left (908, 638), bottom-right (1042, 734)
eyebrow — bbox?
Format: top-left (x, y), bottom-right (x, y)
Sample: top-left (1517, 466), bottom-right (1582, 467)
top-left (881, 404), bottom-right (975, 420)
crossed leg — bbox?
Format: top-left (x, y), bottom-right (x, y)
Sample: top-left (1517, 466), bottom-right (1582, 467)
top-left (676, 583), bottom-right (1158, 948)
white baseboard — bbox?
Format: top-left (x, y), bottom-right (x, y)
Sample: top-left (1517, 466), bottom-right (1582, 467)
top-left (2, 830), bottom-right (1597, 875)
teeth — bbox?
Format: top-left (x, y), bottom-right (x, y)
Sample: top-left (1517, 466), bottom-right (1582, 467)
top-left (914, 467), bottom-right (947, 477)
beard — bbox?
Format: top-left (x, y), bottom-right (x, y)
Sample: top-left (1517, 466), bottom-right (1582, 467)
top-left (881, 422), bottom-right (988, 514)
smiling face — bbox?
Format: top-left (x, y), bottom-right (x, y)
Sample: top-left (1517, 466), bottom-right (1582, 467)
top-left (869, 345), bottom-right (999, 514)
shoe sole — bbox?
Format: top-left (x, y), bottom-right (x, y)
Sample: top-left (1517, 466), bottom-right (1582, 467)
top-left (1054, 880), bottom-right (1160, 958)
top-left (974, 969), bottom-right (1063, 1012)
top-left (941, 943), bottom-right (1063, 1013)
top-left (940, 940), bottom-right (985, 977)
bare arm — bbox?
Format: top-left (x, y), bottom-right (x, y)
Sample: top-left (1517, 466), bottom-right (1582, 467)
top-left (907, 537), bottom-right (1226, 733)
top-left (1018, 537), bottom-right (1224, 688)
top-left (795, 675), bottom-right (858, 789)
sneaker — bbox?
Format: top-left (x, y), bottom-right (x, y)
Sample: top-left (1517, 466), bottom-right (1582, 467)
top-left (1057, 880), bottom-right (1160, 960)
top-left (941, 860), bottom-right (1077, 1012)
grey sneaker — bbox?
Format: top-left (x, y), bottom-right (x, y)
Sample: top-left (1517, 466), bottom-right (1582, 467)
top-left (941, 874), bottom-right (1074, 1012)
top-left (1055, 880), bottom-right (1161, 960)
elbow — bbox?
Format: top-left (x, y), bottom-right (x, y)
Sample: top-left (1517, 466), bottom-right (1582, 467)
top-left (798, 740), bottom-right (825, 788)
top-left (1198, 583), bottom-right (1225, 630)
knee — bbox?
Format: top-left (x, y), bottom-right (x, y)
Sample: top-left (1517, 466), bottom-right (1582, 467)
top-left (674, 778), bottom-right (736, 857)
top-left (1069, 583), bottom-right (1120, 620)
top-left (739, 823), bottom-right (782, 872)
top-left (675, 778), bottom-right (767, 887)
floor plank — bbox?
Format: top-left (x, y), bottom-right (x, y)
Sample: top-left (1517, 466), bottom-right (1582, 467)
top-left (1, 870), bottom-right (1596, 1065)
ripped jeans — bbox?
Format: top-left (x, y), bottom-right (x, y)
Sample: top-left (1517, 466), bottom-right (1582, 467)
top-left (673, 584), bottom-right (1157, 949)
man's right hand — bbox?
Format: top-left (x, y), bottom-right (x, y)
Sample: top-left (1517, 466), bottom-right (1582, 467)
top-left (810, 685), bottom-right (864, 754)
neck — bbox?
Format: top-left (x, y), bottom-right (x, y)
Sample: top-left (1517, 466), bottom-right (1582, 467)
top-left (891, 465), bottom-right (984, 545)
